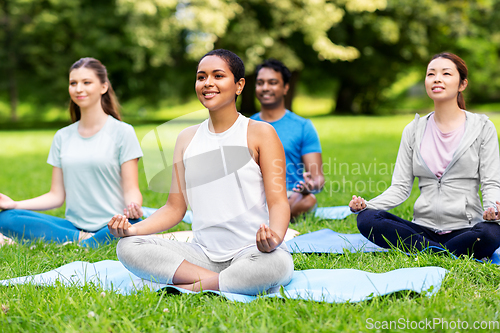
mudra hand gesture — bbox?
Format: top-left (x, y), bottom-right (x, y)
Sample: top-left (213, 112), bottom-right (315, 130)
top-left (349, 195), bottom-right (366, 212)
top-left (108, 214), bottom-right (137, 238)
top-left (483, 201), bottom-right (500, 221)
top-left (256, 224), bottom-right (282, 253)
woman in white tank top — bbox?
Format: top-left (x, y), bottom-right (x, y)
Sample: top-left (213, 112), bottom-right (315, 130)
top-left (108, 49), bottom-right (294, 295)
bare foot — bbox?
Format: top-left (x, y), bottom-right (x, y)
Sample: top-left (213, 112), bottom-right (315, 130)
top-left (172, 282), bottom-right (218, 292)
top-left (172, 283), bottom-right (196, 291)
top-left (153, 231), bottom-right (193, 242)
top-left (0, 233), bottom-right (15, 247)
top-left (78, 231), bottom-right (95, 242)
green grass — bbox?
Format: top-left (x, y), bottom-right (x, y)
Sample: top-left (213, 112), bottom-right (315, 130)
top-left (1, 114), bottom-right (500, 332)
top-left (0, 94), bottom-right (338, 124)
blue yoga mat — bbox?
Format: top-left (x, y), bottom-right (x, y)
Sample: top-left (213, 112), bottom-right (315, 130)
top-left (314, 206), bottom-right (352, 220)
top-left (141, 206), bottom-right (352, 223)
top-left (287, 229), bottom-right (500, 265)
top-left (0, 260), bottom-right (446, 303)
top-left (286, 229), bottom-right (386, 254)
top-left (490, 248), bottom-right (500, 265)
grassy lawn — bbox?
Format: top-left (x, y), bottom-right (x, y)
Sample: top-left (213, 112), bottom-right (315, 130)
top-left (1, 113), bottom-right (500, 332)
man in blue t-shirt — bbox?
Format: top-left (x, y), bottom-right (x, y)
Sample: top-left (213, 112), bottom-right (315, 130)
top-left (251, 59), bottom-right (324, 219)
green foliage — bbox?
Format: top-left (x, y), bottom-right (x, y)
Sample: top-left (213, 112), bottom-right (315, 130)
top-left (2, 115), bottom-right (500, 331)
top-left (3, 0), bottom-right (500, 120)
top-left (0, 0), bottom-right (386, 121)
top-left (303, 0), bottom-right (487, 113)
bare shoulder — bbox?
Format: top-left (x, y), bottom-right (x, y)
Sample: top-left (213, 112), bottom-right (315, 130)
top-left (248, 119), bottom-right (278, 139)
top-left (176, 124), bottom-right (201, 150)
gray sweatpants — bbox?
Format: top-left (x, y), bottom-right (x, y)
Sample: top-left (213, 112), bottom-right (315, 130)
top-left (116, 235), bottom-right (294, 295)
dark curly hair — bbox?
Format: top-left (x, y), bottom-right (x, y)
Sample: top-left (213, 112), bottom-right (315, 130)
top-left (198, 49), bottom-right (245, 102)
top-left (255, 59), bottom-right (291, 85)
top-left (199, 49), bottom-right (245, 83)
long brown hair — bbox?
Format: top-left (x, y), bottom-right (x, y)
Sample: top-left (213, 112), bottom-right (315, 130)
top-left (430, 52), bottom-right (468, 110)
top-left (69, 58), bottom-right (121, 122)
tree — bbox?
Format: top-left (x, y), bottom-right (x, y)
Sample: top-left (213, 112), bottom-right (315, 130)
top-left (207, 0), bottom-right (387, 114)
top-left (2, 0), bottom-right (499, 120)
top-left (0, 0), bottom-right (136, 120)
top-left (0, 0), bottom-right (36, 121)
top-left (112, 0), bottom-right (386, 114)
top-left (324, 0), bottom-right (491, 114)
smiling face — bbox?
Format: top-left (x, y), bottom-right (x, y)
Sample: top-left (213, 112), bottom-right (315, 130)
top-left (195, 55), bottom-right (245, 112)
top-left (255, 67), bottom-right (289, 108)
top-left (425, 57), bottom-right (467, 105)
top-left (69, 67), bottom-right (108, 110)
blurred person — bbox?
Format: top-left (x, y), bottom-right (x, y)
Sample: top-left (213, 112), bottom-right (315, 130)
top-left (0, 57), bottom-right (143, 247)
top-left (251, 59), bottom-right (324, 219)
top-left (109, 49), bottom-right (293, 295)
top-left (350, 53), bottom-right (500, 260)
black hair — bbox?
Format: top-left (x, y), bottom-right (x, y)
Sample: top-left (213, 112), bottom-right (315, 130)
top-left (255, 59), bottom-right (291, 85)
top-left (199, 49), bottom-right (245, 83)
top-left (429, 52), bottom-right (468, 110)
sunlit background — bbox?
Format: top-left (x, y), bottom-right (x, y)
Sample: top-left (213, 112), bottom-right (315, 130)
top-left (2, 0), bottom-right (500, 124)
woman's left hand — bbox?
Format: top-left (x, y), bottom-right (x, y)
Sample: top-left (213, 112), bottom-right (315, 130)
top-left (256, 224), bottom-right (282, 253)
top-left (483, 201), bottom-right (500, 221)
top-left (124, 202), bottom-right (143, 220)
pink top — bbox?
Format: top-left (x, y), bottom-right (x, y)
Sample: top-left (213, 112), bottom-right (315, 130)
top-left (420, 113), bottom-right (465, 179)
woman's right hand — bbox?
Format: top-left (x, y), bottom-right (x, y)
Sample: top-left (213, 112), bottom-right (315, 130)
top-left (256, 224), bottom-right (282, 253)
top-left (108, 214), bottom-right (137, 238)
top-left (349, 195), bottom-right (366, 212)
top-left (0, 193), bottom-right (17, 210)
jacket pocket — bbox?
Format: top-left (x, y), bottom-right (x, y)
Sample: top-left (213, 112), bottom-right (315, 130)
top-left (413, 193), bottom-right (432, 221)
top-left (465, 195), bottom-right (484, 223)
top-left (444, 194), bottom-right (469, 224)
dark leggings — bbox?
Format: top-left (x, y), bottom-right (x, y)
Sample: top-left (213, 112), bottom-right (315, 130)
top-left (357, 209), bottom-right (500, 259)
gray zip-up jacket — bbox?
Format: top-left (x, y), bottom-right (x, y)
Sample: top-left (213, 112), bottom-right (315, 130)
top-left (366, 111), bottom-right (500, 232)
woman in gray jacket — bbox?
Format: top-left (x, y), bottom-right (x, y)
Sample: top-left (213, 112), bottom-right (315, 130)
top-left (350, 53), bottom-right (500, 259)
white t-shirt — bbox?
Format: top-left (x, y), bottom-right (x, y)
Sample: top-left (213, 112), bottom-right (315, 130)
top-left (47, 115), bottom-right (143, 231)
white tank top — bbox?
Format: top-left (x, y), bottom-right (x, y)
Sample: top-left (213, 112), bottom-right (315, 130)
top-left (183, 114), bottom-right (269, 261)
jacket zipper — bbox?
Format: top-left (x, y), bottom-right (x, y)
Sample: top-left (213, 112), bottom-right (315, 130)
top-left (436, 178), bottom-right (442, 229)
top-left (416, 146), bottom-right (441, 228)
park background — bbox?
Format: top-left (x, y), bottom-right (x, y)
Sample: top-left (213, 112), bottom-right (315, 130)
top-left (2, 1), bottom-right (500, 332)
top-left (3, 0), bottom-right (500, 124)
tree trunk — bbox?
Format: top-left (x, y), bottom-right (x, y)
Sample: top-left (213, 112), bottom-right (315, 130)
top-left (2, 0), bottom-right (18, 121)
top-left (333, 80), bottom-right (356, 114)
top-left (8, 65), bottom-right (18, 121)
top-left (285, 71), bottom-right (299, 111)
top-left (239, 72), bottom-right (256, 116)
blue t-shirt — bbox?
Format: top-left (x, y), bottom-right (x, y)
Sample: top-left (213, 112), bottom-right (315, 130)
top-left (251, 110), bottom-right (321, 191)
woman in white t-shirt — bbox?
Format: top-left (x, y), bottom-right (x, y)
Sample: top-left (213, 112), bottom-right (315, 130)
top-left (108, 49), bottom-right (294, 295)
top-left (0, 58), bottom-right (143, 247)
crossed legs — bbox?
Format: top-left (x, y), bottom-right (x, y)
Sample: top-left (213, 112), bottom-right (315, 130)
top-left (357, 209), bottom-right (500, 259)
top-left (289, 192), bottom-right (317, 219)
top-left (116, 235), bottom-right (294, 295)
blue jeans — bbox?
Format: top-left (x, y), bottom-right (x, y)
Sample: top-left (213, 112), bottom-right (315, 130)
top-left (357, 209), bottom-right (500, 259)
top-left (0, 209), bottom-right (141, 248)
